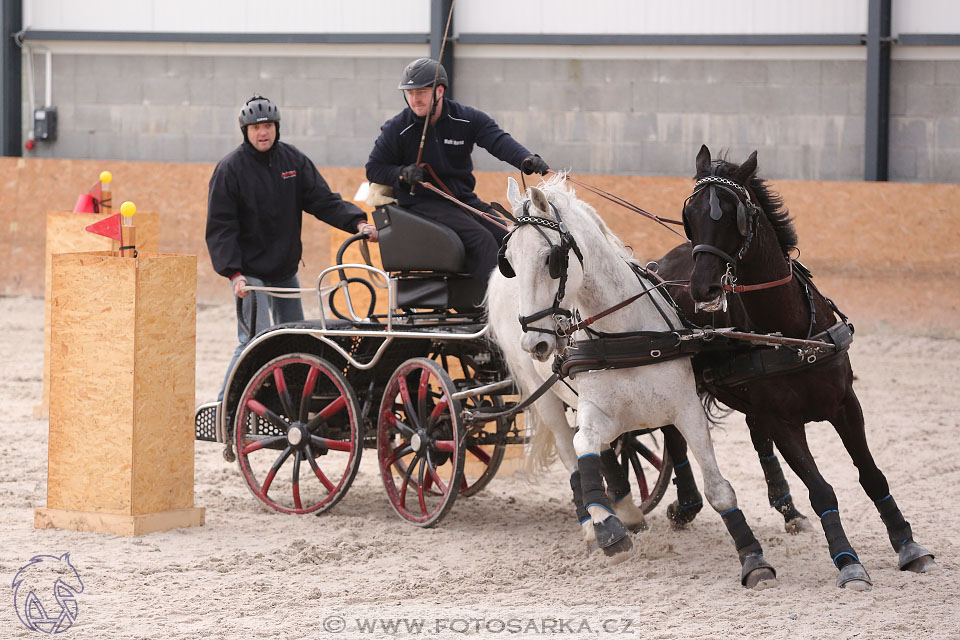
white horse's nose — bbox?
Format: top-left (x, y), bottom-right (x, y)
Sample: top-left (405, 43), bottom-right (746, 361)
top-left (521, 331), bottom-right (555, 361)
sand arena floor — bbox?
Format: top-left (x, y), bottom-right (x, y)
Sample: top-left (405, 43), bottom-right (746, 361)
top-left (1, 295), bottom-right (958, 639)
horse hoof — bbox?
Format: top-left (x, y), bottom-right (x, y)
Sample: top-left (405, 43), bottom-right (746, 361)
top-left (740, 554), bottom-right (778, 590)
top-left (594, 515), bottom-right (629, 549)
top-left (745, 568), bottom-right (778, 591)
top-left (837, 563), bottom-right (873, 591)
top-left (898, 541), bottom-right (936, 573)
top-left (666, 500), bottom-right (702, 530)
top-left (784, 515), bottom-right (813, 534)
top-left (602, 535), bottom-right (633, 565)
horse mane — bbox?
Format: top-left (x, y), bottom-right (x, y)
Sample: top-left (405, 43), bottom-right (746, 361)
top-left (536, 173), bottom-right (635, 259)
top-left (700, 154), bottom-right (798, 254)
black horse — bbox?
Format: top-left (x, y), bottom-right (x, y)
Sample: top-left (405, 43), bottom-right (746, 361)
top-left (653, 145), bottom-right (936, 590)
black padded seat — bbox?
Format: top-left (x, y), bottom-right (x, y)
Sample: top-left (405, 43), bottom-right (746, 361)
top-left (372, 204), bottom-right (466, 272)
top-left (371, 204), bottom-right (484, 310)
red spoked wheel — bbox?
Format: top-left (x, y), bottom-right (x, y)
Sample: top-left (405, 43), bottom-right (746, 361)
top-left (429, 349), bottom-right (509, 498)
top-left (377, 357), bottom-right (465, 527)
top-left (235, 354), bottom-right (362, 515)
top-left (616, 429), bottom-right (674, 514)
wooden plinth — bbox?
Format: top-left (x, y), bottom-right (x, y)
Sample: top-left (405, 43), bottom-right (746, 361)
top-left (36, 211), bottom-right (160, 418)
top-left (38, 251), bottom-right (203, 536)
top-left (35, 507), bottom-right (205, 536)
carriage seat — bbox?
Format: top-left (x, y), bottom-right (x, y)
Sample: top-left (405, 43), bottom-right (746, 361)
top-left (371, 204), bottom-right (485, 310)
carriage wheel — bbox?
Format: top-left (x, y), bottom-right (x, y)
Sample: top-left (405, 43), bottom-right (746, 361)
top-left (235, 354), bottom-right (362, 515)
top-left (378, 357), bottom-right (465, 527)
top-left (459, 394), bottom-right (508, 498)
top-left (616, 429), bottom-right (674, 514)
top-left (430, 350), bottom-right (509, 498)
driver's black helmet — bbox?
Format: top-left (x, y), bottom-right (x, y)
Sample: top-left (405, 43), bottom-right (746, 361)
top-left (398, 58), bottom-right (448, 91)
top-left (238, 95), bottom-right (280, 128)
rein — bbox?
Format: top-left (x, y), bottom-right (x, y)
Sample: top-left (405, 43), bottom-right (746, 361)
top-left (546, 169), bottom-right (687, 240)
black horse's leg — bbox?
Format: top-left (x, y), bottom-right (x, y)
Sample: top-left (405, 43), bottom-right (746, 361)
top-left (599, 446), bottom-right (647, 532)
top-left (768, 419), bottom-right (873, 590)
top-left (745, 415), bottom-right (812, 533)
top-left (661, 425), bottom-right (704, 528)
top-left (829, 386), bottom-right (936, 574)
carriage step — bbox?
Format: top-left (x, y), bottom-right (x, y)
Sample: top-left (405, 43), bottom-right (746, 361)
top-left (194, 402), bottom-right (220, 442)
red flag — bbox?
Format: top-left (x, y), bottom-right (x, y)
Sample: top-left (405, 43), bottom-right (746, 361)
top-left (73, 193), bottom-right (97, 213)
top-left (84, 213), bottom-right (122, 242)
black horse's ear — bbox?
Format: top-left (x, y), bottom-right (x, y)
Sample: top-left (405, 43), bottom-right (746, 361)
top-left (696, 145), bottom-right (711, 175)
top-left (735, 150), bottom-right (758, 184)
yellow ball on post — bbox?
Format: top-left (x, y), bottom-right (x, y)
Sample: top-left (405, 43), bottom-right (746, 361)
top-left (99, 170), bottom-right (112, 184)
top-left (119, 201), bottom-right (137, 258)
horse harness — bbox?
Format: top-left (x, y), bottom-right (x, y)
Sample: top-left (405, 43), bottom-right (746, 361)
top-left (486, 194), bottom-right (854, 420)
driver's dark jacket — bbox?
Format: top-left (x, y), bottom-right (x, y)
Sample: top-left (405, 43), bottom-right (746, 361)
top-left (365, 99), bottom-right (531, 209)
top-left (206, 140), bottom-right (365, 281)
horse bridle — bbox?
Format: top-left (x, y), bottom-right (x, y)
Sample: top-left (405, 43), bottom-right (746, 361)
top-left (498, 200), bottom-right (584, 335)
top-left (682, 172), bottom-right (794, 295)
top-left (682, 174), bottom-right (761, 267)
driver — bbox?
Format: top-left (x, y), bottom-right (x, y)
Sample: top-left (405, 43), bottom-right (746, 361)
top-left (365, 58), bottom-right (551, 282)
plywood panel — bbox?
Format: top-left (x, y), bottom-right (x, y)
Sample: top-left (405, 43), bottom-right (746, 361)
top-left (48, 252), bottom-right (137, 514)
top-left (132, 253), bottom-right (197, 514)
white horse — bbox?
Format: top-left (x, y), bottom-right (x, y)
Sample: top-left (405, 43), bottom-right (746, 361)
top-left (486, 175), bottom-right (777, 589)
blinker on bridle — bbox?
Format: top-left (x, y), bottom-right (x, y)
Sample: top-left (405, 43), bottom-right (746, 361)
top-left (498, 199), bottom-right (585, 335)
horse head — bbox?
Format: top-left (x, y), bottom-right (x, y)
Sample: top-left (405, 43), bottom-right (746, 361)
top-left (682, 144), bottom-right (765, 310)
top-left (501, 176), bottom-right (586, 361)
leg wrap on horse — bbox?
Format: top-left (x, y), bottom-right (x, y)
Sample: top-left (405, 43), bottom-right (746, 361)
top-left (672, 459), bottom-right (703, 510)
top-left (578, 454), bottom-right (614, 514)
top-left (819, 510), bottom-right (859, 570)
top-left (569, 471), bottom-right (589, 524)
top-left (600, 448), bottom-right (631, 504)
top-left (758, 454), bottom-right (806, 524)
top-left (721, 508), bottom-right (763, 560)
top-left (579, 455), bottom-right (627, 550)
top-left (874, 494), bottom-right (913, 552)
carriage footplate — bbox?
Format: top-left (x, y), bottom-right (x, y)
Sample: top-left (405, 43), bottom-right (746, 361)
top-left (194, 402), bottom-right (219, 442)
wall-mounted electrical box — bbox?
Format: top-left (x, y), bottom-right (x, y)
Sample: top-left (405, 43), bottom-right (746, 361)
top-left (34, 107), bottom-right (58, 141)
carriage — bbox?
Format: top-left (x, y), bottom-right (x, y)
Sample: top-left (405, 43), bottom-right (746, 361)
top-left (193, 202), bottom-right (673, 528)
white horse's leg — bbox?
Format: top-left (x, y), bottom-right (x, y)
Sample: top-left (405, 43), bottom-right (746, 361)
top-left (574, 403), bottom-right (633, 565)
top-left (673, 401), bottom-right (778, 590)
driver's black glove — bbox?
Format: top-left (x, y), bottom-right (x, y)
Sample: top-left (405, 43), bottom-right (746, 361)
top-left (521, 154), bottom-right (550, 175)
top-left (399, 164), bottom-right (426, 185)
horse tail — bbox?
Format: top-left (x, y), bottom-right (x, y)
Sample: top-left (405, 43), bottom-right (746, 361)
top-left (521, 400), bottom-right (558, 474)
top-left (698, 388), bottom-right (731, 426)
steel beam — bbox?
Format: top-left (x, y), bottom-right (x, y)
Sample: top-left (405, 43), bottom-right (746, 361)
top-left (865, 0), bottom-right (892, 181)
top-left (430, 0), bottom-right (455, 98)
top-left (1, 2), bottom-right (23, 157)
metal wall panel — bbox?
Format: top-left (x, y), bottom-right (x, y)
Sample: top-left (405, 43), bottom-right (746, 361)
top-left (23, 0), bottom-right (430, 33)
top-left (893, 0), bottom-right (960, 34)
top-left (457, 0), bottom-right (867, 35)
